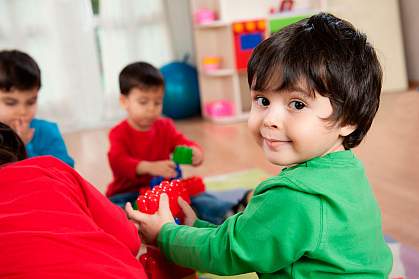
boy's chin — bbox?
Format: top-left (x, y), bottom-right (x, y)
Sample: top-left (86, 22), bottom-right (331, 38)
top-left (265, 153), bottom-right (300, 167)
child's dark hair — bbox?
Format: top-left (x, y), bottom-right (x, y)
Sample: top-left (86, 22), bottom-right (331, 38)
top-left (119, 62), bottom-right (164, 95)
top-left (0, 49), bottom-right (41, 92)
top-left (0, 122), bottom-right (27, 166)
top-left (248, 13), bottom-right (382, 149)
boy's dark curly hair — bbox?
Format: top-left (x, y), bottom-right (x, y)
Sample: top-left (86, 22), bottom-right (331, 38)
top-left (248, 13), bottom-right (382, 149)
top-left (0, 49), bottom-right (41, 92)
top-left (119, 62), bottom-right (164, 95)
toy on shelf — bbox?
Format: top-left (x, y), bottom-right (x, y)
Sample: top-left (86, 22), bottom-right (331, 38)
top-left (205, 99), bottom-right (235, 118)
top-left (280, 0), bottom-right (294, 12)
top-left (194, 8), bottom-right (217, 25)
top-left (270, 0), bottom-right (295, 14)
top-left (232, 19), bottom-right (267, 70)
top-left (173, 146), bottom-right (193, 165)
top-left (202, 56), bottom-right (222, 72)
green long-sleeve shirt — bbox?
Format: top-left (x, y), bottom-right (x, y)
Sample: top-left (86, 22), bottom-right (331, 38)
top-left (157, 150), bottom-right (392, 278)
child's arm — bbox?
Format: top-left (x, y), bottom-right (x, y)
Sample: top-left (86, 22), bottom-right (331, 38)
top-left (165, 119), bottom-right (204, 166)
top-left (127, 186), bottom-right (322, 275)
top-left (136, 160), bottom-right (177, 178)
top-left (28, 119), bottom-right (74, 167)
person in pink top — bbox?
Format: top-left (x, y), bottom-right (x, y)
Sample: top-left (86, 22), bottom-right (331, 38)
top-left (0, 122), bottom-right (147, 279)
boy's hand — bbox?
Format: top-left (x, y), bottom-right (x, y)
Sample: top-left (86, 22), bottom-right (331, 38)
top-left (125, 194), bottom-right (175, 244)
top-left (178, 197), bottom-right (197, 226)
top-left (191, 147), bottom-right (204, 166)
top-left (11, 118), bottom-right (34, 144)
top-left (137, 160), bottom-right (177, 178)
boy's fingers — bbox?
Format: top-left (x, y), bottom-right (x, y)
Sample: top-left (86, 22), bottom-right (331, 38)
top-left (125, 202), bottom-right (146, 221)
top-left (178, 197), bottom-right (188, 207)
top-left (178, 197), bottom-right (193, 214)
top-left (159, 193), bottom-right (170, 213)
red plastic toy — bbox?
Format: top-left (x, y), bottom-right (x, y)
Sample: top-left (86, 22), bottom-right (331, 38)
top-left (232, 19), bottom-right (267, 70)
top-left (140, 246), bottom-right (197, 279)
top-left (137, 176), bottom-right (205, 219)
top-left (136, 177), bottom-right (205, 279)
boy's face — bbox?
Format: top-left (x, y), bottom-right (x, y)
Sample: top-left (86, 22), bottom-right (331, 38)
top-left (0, 88), bottom-right (38, 127)
top-left (248, 87), bottom-right (355, 166)
top-left (120, 87), bottom-right (164, 131)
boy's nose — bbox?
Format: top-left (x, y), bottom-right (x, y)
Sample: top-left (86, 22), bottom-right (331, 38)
top-left (263, 108), bottom-right (283, 129)
top-left (17, 106), bottom-right (27, 116)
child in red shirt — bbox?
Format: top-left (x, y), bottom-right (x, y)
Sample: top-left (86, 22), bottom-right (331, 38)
top-left (0, 122), bottom-right (147, 279)
top-left (106, 62), bottom-right (235, 224)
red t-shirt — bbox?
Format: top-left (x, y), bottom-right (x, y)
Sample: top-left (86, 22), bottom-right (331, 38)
top-left (106, 118), bottom-right (199, 197)
top-left (0, 156), bottom-right (146, 279)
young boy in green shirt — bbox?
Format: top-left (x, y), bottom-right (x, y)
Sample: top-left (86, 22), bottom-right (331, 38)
top-left (125, 13), bottom-right (392, 278)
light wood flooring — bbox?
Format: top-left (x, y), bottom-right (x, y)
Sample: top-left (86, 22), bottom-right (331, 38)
top-left (64, 90), bottom-right (419, 251)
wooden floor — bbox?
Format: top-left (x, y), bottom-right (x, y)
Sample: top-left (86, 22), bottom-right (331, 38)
top-left (64, 90), bottom-right (419, 251)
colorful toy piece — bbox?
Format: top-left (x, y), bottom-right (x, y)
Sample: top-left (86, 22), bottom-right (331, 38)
top-left (279, 0), bottom-right (294, 12)
top-left (204, 99), bottom-right (235, 118)
top-left (173, 146), bottom-right (193, 164)
top-left (194, 8), bottom-right (216, 25)
top-left (137, 176), bottom-right (205, 219)
top-left (202, 56), bottom-right (222, 72)
top-left (140, 246), bottom-right (197, 279)
top-left (136, 178), bottom-right (205, 279)
top-left (232, 19), bottom-right (267, 69)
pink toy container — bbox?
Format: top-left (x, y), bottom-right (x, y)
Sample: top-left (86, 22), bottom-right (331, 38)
top-left (194, 9), bottom-right (217, 24)
top-left (205, 100), bottom-right (235, 118)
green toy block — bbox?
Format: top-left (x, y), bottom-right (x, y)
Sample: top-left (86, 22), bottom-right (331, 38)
top-left (173, 146), bottom-right (193, 164)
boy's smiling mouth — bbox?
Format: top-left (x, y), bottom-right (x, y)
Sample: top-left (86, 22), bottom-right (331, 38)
top-left (262, 137), bottom-right (292, 149)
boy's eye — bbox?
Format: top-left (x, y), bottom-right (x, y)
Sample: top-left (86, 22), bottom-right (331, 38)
top-left (4, 101), bottom-right (17, 106)
top-left (290, 100), bottom-right (305, 110)
top-left (255, 97), bottom-right (270, 107)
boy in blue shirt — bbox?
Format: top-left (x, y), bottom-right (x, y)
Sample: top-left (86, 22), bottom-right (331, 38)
top-left (0, 49), bottom-right (74, 167)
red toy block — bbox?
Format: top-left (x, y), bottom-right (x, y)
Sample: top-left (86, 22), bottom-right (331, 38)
top-left (140, 246), bottom-right (197, 279)
top-left (136, 178), bottom-right (204, 279)
top-left (233, 19), bottom-right (267, 70)
top-left (136, 176), bottom-right (205, 219)
top-left (181, 176), bottom-right (205, 197)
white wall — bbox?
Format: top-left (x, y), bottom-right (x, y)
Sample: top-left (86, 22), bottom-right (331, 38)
top-left (318, 0), bottom-right (408, 92)
top-left (399, 0), bottom-right (419, 82)
top-left (164, 0), bottom-right (196, 64)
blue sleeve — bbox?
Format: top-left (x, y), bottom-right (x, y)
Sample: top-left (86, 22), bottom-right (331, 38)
top-left (27, 119), bottom-right (75, 167)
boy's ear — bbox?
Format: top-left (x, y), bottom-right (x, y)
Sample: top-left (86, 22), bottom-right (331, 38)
top-left (339, 124), bottom-right (357, 137)
top-left (119, 95), bottom-right (128, 109)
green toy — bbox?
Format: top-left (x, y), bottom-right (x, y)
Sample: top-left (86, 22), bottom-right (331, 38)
top-left (173, 146), bottom-right (193, 164)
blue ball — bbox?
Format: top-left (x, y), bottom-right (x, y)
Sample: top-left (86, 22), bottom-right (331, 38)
top-left (160, 62), bottom-right (201, 119)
